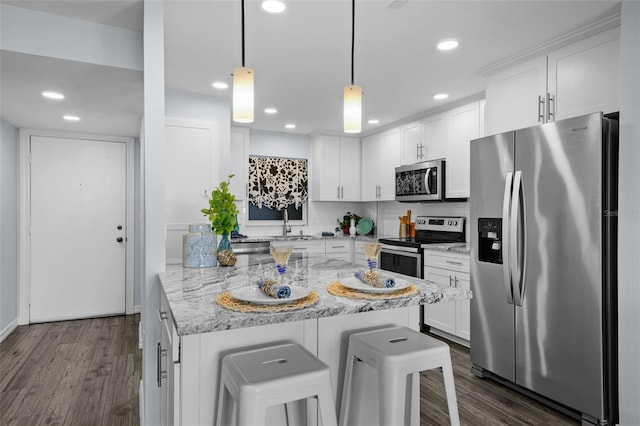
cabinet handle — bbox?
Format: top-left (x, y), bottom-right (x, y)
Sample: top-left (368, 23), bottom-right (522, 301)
top-left (445, 260), bottom-right (463, 265)
top-left (454, 276), bottom-right (459, 287)
top-left (331, 245), bottom-right (346, 249)
top-left (538, 95), bottom-right (545, 122)
top-left (157, 342), bottom-right (167, 387)
top-left (158, 310), bottom-right (168, 321)
top-left (296, 247), bottom-right (307, 250)
top-left (341, 186), bottom-right (344, 198)
top-left (449, 276), bottom-right (453, 286)
top-left (337, 186), bottom-right (341, 199)
top-left (547, 93), bottom-right (555, 122)
top-left (416, 144), bottom-right (420, 160)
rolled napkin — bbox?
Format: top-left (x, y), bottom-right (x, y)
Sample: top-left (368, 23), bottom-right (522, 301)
top-left (257, 278), bottom-right (291, 299)
top-left (354, 270), bottom-right (396, 288)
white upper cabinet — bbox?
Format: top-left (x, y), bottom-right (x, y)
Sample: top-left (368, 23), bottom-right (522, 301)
top-left (311, 135), bottom-right (361, 201)
top-left (400, 121), bottom-right (423, 165)
top-left (485, 26), bottom-right (620, 135)
top-left (229, 127), bottom-right (249, 200)
top-left (446, 102), bottom-right (480, 199)
top-left (484, 56), bottom-right (547, 135)
top-left (361, 129), bottom-right (402, 201)
top-left (421, 112), bottom-right (448, 161)
top-left (547, 27), bottom-right (620, 121)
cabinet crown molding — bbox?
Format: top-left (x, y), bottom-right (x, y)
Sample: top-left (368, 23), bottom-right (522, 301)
top-left (477, 12), bottom-right (621, 77)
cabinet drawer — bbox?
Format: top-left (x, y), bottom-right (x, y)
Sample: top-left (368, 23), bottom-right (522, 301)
top-left (326, 240), bottom-right (351, 253)
top-left (291, 240), bottom-right (324, 254)
top-left (424, 250), bottom-right (469, 272)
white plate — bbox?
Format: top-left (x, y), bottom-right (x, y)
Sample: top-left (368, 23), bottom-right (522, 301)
top-left (340, 276), bottom-right (412, 294)
top-left (230, 286), bottom-right (311, 305)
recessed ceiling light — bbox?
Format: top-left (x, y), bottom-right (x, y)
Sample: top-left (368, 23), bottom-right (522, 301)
top-left (63, 115), bottom-right (80, 121)
top-left (433, 93), bottom-right (449, 100)
top-left (368, 119), bottom-right (380, 124)
top-left (264, 107), bottom-right (278, 114)
top-left (285, 123), bottom-right (296, 129)
top-left (42, 91), bottom-right (64, 100)
top-left (262, 0), bottom-right (285, 13)
top-left (212, 81), bottom-right (228, 89)
top-left (437, 39), bottom-right (459, 51)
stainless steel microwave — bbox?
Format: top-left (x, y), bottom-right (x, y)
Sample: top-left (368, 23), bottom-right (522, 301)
top-left (395, 159), bottom-right (445, 202)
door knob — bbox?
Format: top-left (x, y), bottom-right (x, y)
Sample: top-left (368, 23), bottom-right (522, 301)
top-left (117, 225), bottom-right (123, 230)
top-left (117, 237), bottom-right (124, 243)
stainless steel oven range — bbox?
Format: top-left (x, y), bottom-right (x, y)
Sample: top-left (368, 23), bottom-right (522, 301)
top-left (378, 216), bottom-right (465, 329)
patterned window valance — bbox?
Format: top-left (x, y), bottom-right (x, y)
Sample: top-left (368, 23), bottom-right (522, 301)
top-left (248, 156), bottom-right (308, 210)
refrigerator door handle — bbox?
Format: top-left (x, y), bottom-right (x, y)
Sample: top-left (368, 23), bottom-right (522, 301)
top-left (502, 171), bottom-right (514, 304)
top-left (511, 171), bottom-right (525, 306)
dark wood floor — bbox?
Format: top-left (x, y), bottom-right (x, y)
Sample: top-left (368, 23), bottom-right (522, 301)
top-left (0, 314), bottom-right (141, 426)
top-left (420, 334), bottom-right (579, 425)
top-left (1, 315), bottom-right (578, 426)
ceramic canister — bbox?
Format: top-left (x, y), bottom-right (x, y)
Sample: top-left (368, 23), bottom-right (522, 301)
top-left (183, 223), bottom-right (217, 268)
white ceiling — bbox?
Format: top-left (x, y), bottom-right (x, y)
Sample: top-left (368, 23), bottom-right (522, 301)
top-left (0, 0), bottom-right (621, 138)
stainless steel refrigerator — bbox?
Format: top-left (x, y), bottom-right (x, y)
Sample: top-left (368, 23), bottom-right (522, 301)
top-left (470, 112), bottom-right (618, 425)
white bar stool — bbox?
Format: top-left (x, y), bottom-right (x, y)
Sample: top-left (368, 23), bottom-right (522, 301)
top-left (339, 326), bottom-right (460, 426)
top-left (216, 342), bottom-right (338, 426)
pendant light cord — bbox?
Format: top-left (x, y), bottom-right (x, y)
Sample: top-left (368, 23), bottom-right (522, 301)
top-left (351, 0), bottom-right (355, 85)
top-left (241, 0), bottom-right (246, 67)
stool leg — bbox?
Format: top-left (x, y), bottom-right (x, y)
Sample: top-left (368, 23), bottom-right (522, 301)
top-left (440, 355), bottom-right (460, 426)
top-left (339, 350), bottom-right (357, 426)
top-left (237, 394), bottom-right (266, 426)
top-left (317, 375), bottom-right (338, 426)
top-left (378, 367), bottom-right (407, 426)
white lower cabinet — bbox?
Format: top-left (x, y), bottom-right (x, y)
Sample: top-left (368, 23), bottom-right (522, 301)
top-left (159, 292), bottom-right (180, 426)
top-left (423, 250), bottom-right (470, 343)
top-left (325, 240), bottom-right (353, 263)
top-left (353, 240), bottom-right (369, 267)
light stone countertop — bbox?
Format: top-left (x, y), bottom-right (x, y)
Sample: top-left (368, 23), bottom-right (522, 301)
top-left (159, 253), bottom-right (472, 336)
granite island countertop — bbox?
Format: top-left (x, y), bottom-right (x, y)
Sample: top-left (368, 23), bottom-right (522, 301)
top-left (159, 253), bottom-right (472, 336)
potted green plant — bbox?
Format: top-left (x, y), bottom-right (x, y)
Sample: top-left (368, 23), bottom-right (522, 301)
top-left (201, 175), bottom-right (240, 266)
top-left (337, 212), bottom-right (361, 235)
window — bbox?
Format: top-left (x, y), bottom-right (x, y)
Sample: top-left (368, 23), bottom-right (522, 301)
top-left (247, 155), bottom-right (308, 224)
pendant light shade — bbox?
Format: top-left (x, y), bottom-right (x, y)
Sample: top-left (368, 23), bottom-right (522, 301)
top-left (344, 84), bottom-right (362, 133)
top-left (233, 67), bottom-right (254, 123)
top-left (344, 0), bottom-right (361, 133)
top-left (233, 0), bottom-right (254, 123)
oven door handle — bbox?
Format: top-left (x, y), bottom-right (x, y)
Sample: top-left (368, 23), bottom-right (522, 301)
top-left (380, 246), bottom-right (420, 256)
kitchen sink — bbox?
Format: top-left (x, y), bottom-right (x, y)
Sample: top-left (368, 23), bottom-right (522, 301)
top-left (269, 234), bottom-right (317, 241)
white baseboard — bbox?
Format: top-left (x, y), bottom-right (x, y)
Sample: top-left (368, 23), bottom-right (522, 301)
top-left (139, 379), bottom-right (144, 426)
top-left (133, 305), bottom-right (141, 314)
top-left (0, 319), bottom-right (18, 344)
top-left (428, 328), bottom-right (470, 348)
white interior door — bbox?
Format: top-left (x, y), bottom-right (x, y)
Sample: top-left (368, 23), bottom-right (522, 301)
top-left (29, 136), bottom-right (127, 322)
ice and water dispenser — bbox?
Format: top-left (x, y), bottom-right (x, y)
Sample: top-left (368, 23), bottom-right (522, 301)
top-left (478, 218), bottom-right (503, 264)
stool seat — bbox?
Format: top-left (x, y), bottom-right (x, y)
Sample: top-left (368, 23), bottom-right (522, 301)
top-left (217, 342), bottom-right (337, 426)
top-left (339, 326), bottom-right (460, 426)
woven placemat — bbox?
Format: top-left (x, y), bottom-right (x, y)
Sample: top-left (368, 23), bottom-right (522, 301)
top-left (327, 282), bottom-right (418, 300)
top-left (216, 291), bottom-right (320, 313)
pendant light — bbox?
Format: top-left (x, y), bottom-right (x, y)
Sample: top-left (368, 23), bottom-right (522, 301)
top-left (344, 0), bottom-right (361, 134)
top-left (233, 0), bottom-right (254, 123)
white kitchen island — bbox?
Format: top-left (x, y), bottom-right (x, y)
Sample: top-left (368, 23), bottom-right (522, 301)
top-left (158, 253), bottom-right (472, 425)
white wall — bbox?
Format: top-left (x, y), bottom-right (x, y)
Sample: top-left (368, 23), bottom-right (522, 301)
top-left (0, 118), bottom-right (18, 340)
top-left (618, 2), bottom-right (640, 424)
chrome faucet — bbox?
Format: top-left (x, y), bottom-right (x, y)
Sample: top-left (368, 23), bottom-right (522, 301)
top-left (282, 209), bottom-right (291, 237)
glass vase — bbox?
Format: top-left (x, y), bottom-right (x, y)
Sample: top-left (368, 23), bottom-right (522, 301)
top-left (216, 234), bottom-right (237, 266)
